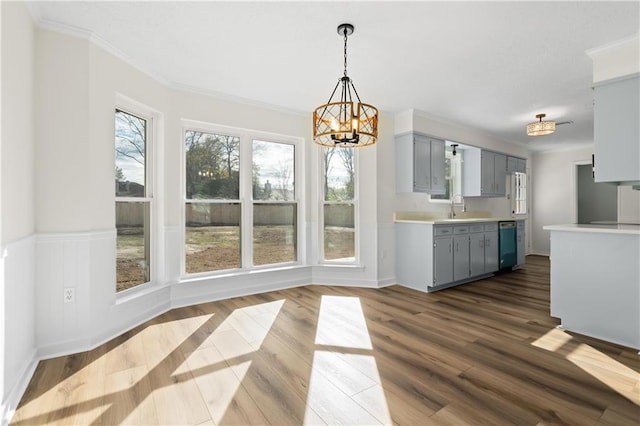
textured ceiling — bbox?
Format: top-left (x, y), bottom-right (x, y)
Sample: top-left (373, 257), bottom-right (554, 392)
top-left (28, 1), bottom-right (640, 152)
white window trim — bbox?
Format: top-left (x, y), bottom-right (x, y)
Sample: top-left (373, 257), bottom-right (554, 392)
top-left (180, 119), bottom-right (304, 278)
top-left (319, 146), bottom-right (359, 266)
top-left (512, 171), bottom-right (528, 217)
top-left (115, 93), bottom-right (164, 299)
top-left (430, 148), bottom-right (463, 204)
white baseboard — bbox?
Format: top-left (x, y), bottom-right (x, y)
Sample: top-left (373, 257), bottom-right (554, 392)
top-left (2, 349), bottom-right (38, 426)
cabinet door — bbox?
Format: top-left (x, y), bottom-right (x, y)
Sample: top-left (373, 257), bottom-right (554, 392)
top-left (469, 233), bottom-right (485, 276)
top-left (481, 151), bottom-right (495, 194)
top-left (430, 138), bottom-right (446, 195)
top-left (413, 136), bottom-right (430, 192)
top-left (484, 231), bottom-right (499, 273)
top-left (516, 221), bottom-right (525, 266)
top-left (594, 76), bottom-right (640, 182)
top-left (453, 235), bottom-right (470, 281)
top-left (516, 158), bottom-right (526, 174)
top-left (506, 156), bottom-right (517, 174)
top-left (493, 153), bottom-right (507, 196)
top-left (434, 237), bottom-right (453, 285)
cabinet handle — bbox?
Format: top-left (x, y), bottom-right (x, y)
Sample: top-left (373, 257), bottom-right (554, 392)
top-left (456, 242), bottom-right (459, 252)
top-left (449, 243), bottom-right (452, 253)
top-left (486, 239), bottom-right (490, 247)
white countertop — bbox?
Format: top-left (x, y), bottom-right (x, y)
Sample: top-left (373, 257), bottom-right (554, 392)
top-left (393, 211), bottom-right (517, 224)
top-left (544, 223), bottom-right (640, 235)
top-left (396, 218), bottom-right (515, 224)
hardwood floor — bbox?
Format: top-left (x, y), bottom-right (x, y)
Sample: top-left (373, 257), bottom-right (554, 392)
top-left (11, 256), bottom-right (640, 425)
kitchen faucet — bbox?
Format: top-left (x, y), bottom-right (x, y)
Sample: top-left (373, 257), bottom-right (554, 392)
top-left (449, 193), bottom-right (465, 218)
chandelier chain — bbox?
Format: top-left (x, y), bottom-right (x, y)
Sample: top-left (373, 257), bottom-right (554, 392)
top-left (343, 28), bottom-right (348, 78)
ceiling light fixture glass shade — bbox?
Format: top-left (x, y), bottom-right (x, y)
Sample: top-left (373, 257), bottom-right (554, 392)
top-left (313, 23), bottom-right (378, 148)
top-left (527, 113), bottom-right (556, 136)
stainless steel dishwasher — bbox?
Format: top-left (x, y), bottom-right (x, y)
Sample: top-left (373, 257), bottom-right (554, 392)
top-left (499, 221), bottom-right (517, 270)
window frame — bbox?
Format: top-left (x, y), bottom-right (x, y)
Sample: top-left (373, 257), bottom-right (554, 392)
top-left (430, 146), bottom-right (463, 203)
top-left (181, 120), bottom-right (303, 278)
top-left (319, 146), bottom-right (359, 265)
top-left (114, 95), bottom-right (161, 296)
top-left (251, 139), bottom-right (298, 268)
top-left (513, 171), bottom-right (528, 216)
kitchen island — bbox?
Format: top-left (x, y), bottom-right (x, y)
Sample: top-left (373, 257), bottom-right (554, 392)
top-left (544, 223), bottom-right (640, 349)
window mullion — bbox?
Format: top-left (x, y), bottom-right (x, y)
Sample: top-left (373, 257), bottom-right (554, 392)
top-left (242, 135), bottom-right (253, 269)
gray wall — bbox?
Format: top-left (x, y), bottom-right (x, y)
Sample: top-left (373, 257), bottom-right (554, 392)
top-left (577, 164), bottom-right (617, 224)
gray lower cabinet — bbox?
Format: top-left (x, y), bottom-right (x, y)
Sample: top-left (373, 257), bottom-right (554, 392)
top-left (435, 226), bottom-right (471, 285)
top-left (433, 226), bottom-right (454, 286)
top-left (469, 223), bottom-right (499, 275)
top-left (453, 226), bottom-right (470, 281)
top-left (484, 230), bottom-right (499, 272)
top-left (469, 232), bottom-right (485, 276)
top-left (516, 220), bottom-right (525, 267)
top-left (396, 221), bottom-right (503, 293)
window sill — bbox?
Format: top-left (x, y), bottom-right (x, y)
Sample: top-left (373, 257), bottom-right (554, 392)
top-left (316, 263), bottom-right (365, 271)
top-left (115, 281), bottom-right (170, 305)
top-left (178, 264), bottom-right (310, 285)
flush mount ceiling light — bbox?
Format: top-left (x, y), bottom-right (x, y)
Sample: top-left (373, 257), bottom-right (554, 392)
top-left (527, 113), bottom-right (556, 136)
top-left (313, 23), bottom-right (378, 148)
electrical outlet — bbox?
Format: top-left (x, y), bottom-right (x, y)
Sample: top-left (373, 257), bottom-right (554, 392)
top-left (64, 287), bottom-right (75, 303)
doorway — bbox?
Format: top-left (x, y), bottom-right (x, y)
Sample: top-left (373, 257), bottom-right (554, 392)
top-left (576, 163), bottom-right (617, 224)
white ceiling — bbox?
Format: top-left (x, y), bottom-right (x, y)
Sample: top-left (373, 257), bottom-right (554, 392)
top-left (28, 1), bottom-right (639, 152)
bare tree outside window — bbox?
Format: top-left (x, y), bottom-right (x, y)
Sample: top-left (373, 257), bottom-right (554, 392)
top-left (115, 109), bottom-right (151, 292)
top-left (184, 130), bottom-right (241, 273)
top-left (323, 147), bottom-right (355, 261)
top-left (252, 140), bottom-right (297, 265)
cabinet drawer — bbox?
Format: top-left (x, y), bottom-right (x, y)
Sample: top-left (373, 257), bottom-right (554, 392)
top-left (453, 226), bottom-right (470, 234)
top-left (484, 223), bottom-right (498, 232)
top-left (469, 224), bottom-right (485, 233)
top-left (434, 226), bottom-right (453, 236)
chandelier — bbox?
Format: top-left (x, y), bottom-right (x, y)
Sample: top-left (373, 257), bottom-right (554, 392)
top-left (527, 113), bottom-right (556, 136)
top-left (313, 23), bottom-right (378, 148)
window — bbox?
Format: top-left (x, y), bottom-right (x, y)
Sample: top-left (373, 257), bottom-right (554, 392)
top-left (252, 140), bottom-right (297, 265)
top-left (431, 146), bottom-right (463, 201)
top-left (514, 172), bottom-right (527, 215)
top-left (115, 109), bottom-right (152, 292)
top-left (184, 130), bottom-right (241, 274)
top-left (183, 126), bottom-right (300, 275)
top-left (322, 147), bottom-right (355, 262)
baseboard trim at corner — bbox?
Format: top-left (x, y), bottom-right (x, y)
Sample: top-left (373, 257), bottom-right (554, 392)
top-left (528, 251), bottom-right (550, 257)
top-left (2, 349), bottom-right (38, 426)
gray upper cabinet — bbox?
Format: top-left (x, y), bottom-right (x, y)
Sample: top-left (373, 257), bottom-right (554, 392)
top-left (413, 135), bottom-right (431, 192)
top-left (464, 148), bottom-right (507, 197)
top-left (594, 74), bottom-right (640, 183)
top-left (396, 133), bottom-right (446, 194)
top-left (507, 156), bottom-right (526, 174)
top-left (429, 139), bottom-right (446, 194)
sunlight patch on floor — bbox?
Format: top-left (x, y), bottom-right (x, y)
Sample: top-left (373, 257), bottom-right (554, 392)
top-left (314, 295), bottom-right (372, 349)
top-left (566, 343), bottom-right (640, 405)
top-left (178, 300), bottom-right (284, 422)
top-left (532, 328), bottom-right (640, 405)
top-left (531, 327), bottom-right (573, 352)
top-left (306, 296), bottom-right (391, 425)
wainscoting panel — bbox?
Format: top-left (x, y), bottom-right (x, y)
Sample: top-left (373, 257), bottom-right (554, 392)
top-left (1, 235), bottom-right (37, 425)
